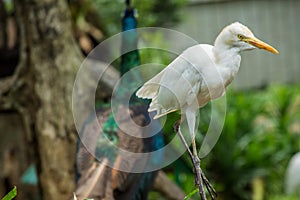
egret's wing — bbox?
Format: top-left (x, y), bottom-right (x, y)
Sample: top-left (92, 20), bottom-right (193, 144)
top-left (137, 44), bottom-right (216, 118)
top-left (147, 56), bottom-right (202, 118)
top-left (136, 67), bottom-right (168, 99)
top-left (136, 44), bottom-right (210, 100)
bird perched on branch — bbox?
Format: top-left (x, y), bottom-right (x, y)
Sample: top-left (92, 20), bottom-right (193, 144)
top-left (137, 22), bottom-right (279, 199)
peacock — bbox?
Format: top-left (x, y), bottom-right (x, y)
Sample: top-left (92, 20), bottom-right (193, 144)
top-left (72, 2), bottom-right (165, 199)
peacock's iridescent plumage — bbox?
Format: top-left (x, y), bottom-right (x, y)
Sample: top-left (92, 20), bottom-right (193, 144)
top-left (73, 3), bottom-right (164, 200)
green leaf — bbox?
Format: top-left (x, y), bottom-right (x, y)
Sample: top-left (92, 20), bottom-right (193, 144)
top-left (4, 0), bottom-right (14, 14)
top-left (2, 186), bottom-right (17, 200)
top-left (183, 188), bottom-right (199, 200)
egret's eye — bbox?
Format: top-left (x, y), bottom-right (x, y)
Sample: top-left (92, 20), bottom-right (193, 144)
top-left (237, 34), bottom-right (244, 40)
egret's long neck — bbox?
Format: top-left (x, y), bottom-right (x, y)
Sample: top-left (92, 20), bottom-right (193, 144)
top-left (212, 41), bottom-right (242, 88)
top-left (213, 43), bottom-right (241, 75)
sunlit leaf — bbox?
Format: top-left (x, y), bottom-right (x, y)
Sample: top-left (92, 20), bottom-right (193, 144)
top-left (2, 186), bottom-right (17, 200)
top-left (183, 188), bottom-right (199, 200)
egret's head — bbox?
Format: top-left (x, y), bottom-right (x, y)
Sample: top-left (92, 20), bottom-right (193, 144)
top-left (215, 22), bottom-right (279, 54)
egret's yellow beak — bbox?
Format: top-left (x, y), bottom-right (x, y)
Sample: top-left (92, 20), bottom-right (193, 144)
top-left (243, 37), bottom-right (279, 54)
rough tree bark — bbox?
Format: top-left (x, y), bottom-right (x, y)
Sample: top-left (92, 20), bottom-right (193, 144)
top-left (0, 0), bottom-right (82, 199)
top-left (15, 0), bottom-right (83, 198)
top-left (0, 0), bottom-right (6, 48)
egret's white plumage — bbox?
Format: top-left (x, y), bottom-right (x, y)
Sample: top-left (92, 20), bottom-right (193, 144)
top-left (136, 22), bottom-right (278, 139)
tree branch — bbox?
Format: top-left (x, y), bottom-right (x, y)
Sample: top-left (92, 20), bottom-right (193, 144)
top-left (153, 170), bottom-right (186, 200)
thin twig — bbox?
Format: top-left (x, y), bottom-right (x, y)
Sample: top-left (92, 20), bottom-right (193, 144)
top-left (153, 170), bottom-right (186, 200)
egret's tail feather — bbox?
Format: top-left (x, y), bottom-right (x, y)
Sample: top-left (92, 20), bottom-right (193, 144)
top-left (136, 70), bottom-right (178, 118)
top-left (136, 83), bottom-right (159, 99)
top-left (137, 86), bottom-right (178, 119)
top-left (148, 101), bottom-right (178, 119)
top-left (136, 67), bottom-right (166, 99)
top-left (152, 108), bottom-right (178, 119)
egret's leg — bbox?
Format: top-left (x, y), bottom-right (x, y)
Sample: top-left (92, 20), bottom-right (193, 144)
top-left (184, 109), bottom-right (208, 200)
top-left (202, 173), bottom-right (217, 199)
top-left (186, 110), bottom-right (198, 157)
top-left (174, 121), bottom-right (193, 160)
top-left (174, 108), bottom-right (216, 200)
top-left (184, 107), bottom-right (217, 200)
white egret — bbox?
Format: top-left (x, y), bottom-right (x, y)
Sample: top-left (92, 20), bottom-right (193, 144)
top-left (136, 22), bottom-right (279, 199)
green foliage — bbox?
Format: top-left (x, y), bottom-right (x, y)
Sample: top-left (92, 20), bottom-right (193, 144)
top-left (184, 188), bottom-right (199, 200)
top-left (92, 0), bottom-right (186, 35)
top-left (159, 85), bottom-right (300, 200)
top-left (3, 0), bottom-right (14, 14)
top-left (138, 30), bottom-right (178, 82)
top-left (201, 85), bottom-right (300, 199)
top-left (267, 195), bottom-right (298, 200)
top-left (1, 186), bottom-right (17, 200)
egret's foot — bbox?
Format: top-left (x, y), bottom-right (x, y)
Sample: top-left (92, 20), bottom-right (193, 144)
top-left (201, 171), bottom-right (217, 200)
top-left (192, 155), bottom-right (217, 200)
top-left (173, 123), bottom-right (217, 199)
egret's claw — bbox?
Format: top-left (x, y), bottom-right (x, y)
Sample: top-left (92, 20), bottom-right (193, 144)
top-left (201, 172), bottom-right (217, 199)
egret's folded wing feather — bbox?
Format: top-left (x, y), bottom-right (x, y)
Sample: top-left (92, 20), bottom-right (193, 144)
top-left (136, 67), bottom-right (168, 99)
top-left (137, 44), bottom-right (215, 118)
top-left (148, 56), bottom-right (202, 118)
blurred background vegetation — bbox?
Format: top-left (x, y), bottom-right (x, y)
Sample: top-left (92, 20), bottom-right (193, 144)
top-left (0, 0), bottom-right (299, 199)
top-left (181, 86), bottom-right (300, 200)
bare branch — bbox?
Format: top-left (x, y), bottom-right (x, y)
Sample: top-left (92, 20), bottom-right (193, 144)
top-left (153, 170), bottom-right (186, 200)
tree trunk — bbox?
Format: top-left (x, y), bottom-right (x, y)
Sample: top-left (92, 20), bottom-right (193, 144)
top-left (0, 0), bottom-right (6, 49)
top-left (12, 0), bottom-right (82, 199)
